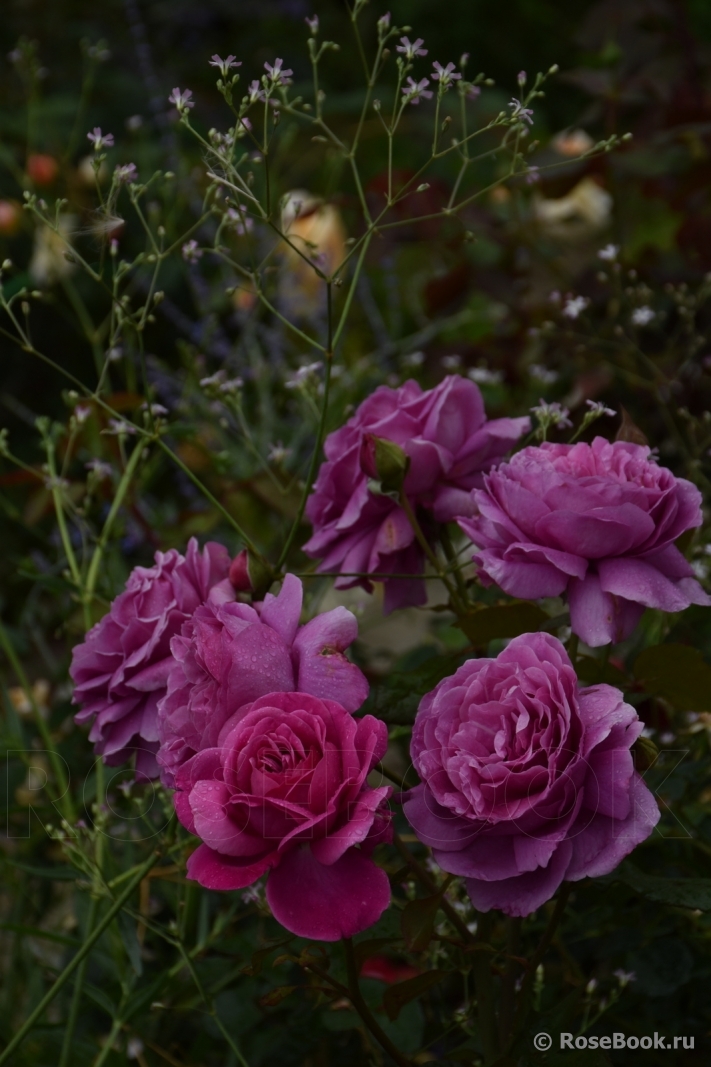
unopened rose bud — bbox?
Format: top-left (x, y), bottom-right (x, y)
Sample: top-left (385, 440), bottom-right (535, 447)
top-left (360, 433), bottom-right (410, 493)
top-left (229, 549), bottom-right (273, 596)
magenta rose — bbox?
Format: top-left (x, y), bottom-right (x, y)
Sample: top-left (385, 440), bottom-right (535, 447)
top-left (403, 632), bottom-right (659, 917)
top-left (175, 690), bottom-right (392, 940)
top-left (71, 538), bottom-right (232, 777)
top-left (458, 437), bottom-right (710, 646)
top-left (303, 375), bottom-right (529, 613)
top-left (156, 573), bottom-right (369, 787)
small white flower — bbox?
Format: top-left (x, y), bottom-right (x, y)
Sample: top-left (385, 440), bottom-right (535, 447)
top-left (305, 15), bottom-right (319, 34)
top-left (585, 399), bottom-right (616, 418)
top-left (598, 243), bottom-right (619, 261)
top-left (168, 87), bottom-right (194, 112)
top-left (126, 1036), bottom-right (144, 1060)
top-left (285, 362), bottom-right (323, 389)
top-left (403, 351), bottom-right (425, 366)
top-left (632, 305), bottom-right (655, 326)
top-left (586, 978), bottom-right (598, 994)
top-left (200, 370), bottom-right (227, 389)
top-left (268, 441), bottom-right (292, 464)
top-left (74, 404), bottom-right (91, 424)
top-left (531, 399), bottom-right (572, 430)
top-left (103, 418), bottom-right (137, 436)
top-left (402, 76), bottom-right (433, 105)
top-left (441, 354), bottom-right (462, 370)
top-left (613, 969), bottom-right (636, 988)
top-left (468, 366), bottom-right (503, 386)
top-left (508, 97), bottom-right (534, 125)
top-left (218, 377), bottom-right (243, 395)
top-left (85, 459), bottom-right (113, 480)
top-left (141, 402), bottom-right (169, 416)
top-left (529, 364), bottom-right (559, 385)
top-left (377, 12), bottom-right (392, 33)
top-left (209, 54), bottom-right (241, 78)
top-left (432, 61), bottom-right (461, 88)
top-left (562, 295), bottom-right (589, 319)
top-left (115, 162), bottom-right (137, 183)
top-left (264, 58), bottom-right (293, 85)
top-left (182, 239), bottom-right (202, 263)
top-left (396, 36), bottom-right (428, 60)
top-left (87, 127), bottom-right (114, 151)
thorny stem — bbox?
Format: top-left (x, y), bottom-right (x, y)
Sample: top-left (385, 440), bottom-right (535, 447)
top-left (0, 850), bottom-right (160, 1066)
top-left (343, 938), bottom-right (413, 1067)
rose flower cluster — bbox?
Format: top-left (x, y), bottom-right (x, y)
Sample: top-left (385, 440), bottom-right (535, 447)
top-left (71, 373), bottom-right (705, 931)
top-left (71, 547), bottom-right (390, 940)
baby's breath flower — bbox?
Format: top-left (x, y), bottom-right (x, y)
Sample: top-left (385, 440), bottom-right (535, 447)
top-left (402, 76), bottom-right (433, 105)
top-left (613, 969), bottom-right (636, 988)
top-left (248, 79), bottom-right (267, 104)
top-left (285, 362), bottom-right (323, 389)
top-left (585, 399), bottom-right (616, 418)
top-left (598, 243), bottom-right (619, 261)
top-left (396, 36), bottom-right (428, 60)
top-left (468, 366), bottom-right (503, 386)
top-left (466, 84), bottom-right (481, 101)
top-left (525, 165), bottom-right (540, 185)
top-left (209, 54), bottom-right (241, 78)
top-left (182, 239), bottom-right (202, 263)
top-left (264, 58), bottom-right (293, 86)
top-left (432, 61), bottom-right (461, 88)
top-left (531, 399), bottom-right (572, 433)
top-left (268, 441), bottom-right (292, 464)
top-left (305, 15), bottom-right (319, 35)
top-left (85, 459), bottom-right (113, 480)
top-left (529, 364), bottom-right (559, 385)
top-left (115, 162), bottom-right (137, 183)
top-left (632, 305), bottom-right (655, 326)
top-left (562, 295), bottom-right (589, 319)
top-left (226, 209), bottom-right (254, 235)
top-left (377, 12), bottom-right (391, 33)
top-left (218, 377), bottom-right (244, 395)
top-left (508, 97), bottom-right (534, 125)
top-left (103, 418), bottom-right (137, 436)
top-left (87, 127), bottom-right (114, 151)
top-left (74, 404), bottom-right (91, 424)
top-left (168, 87), bottom-right (194, 112)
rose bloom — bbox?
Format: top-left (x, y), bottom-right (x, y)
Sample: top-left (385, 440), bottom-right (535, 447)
top-left (458, 437), bottom-right (710, 646)
top-left (71, 539), bottom-right (231, 777)
top-left (175, 691), bottom-right (392, 940)
top-left (403, 633), bottom-right (659, 916)
top-left (156, 574), bottom-right (369, 787)
top-left (303, 375), bottom-right (529, 613)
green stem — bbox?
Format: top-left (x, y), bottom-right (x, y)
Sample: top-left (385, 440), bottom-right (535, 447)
top-left (276, 281), bottom-right (334, 570)
top-left (392, 832), bottom-right (475, 945)
top-left (0, 850), bottom-right (159, 1066)
top-left (511, 884), bottom-right (572, 1040)
top-left (0, 615), bottom-right (74, 824)
top-left (92, 1014), bottom-right (123, 1067)
top-left (343, 938), bottom-right (413, 1067)
top-left (498, 917), bottom-right (522, 1051)
top-left (399, 492), bottom-right (459, 604)
top-left (85, 441), bottom-right (145, 602)
top-left (59, 763), bottom-right (105, 1067)
top-left (471, 912), bottom-right (499, 1064)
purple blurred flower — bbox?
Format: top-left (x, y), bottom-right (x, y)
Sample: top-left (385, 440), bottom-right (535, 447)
top-left (508, 97), bottom-right (534, 125)
top-left (87, 127), bottom-right (114, 151)
top-left (156, 573), bottom-right (369, 787)
top-left (403, 632), bottom-right (660, 916)
top-left (71, 539), bottom-right (232, 777)
top-left (303, 375), bottom-right (529, 613)
top-left (209, 54), bottom-right (241, 78)
top-left (175, 690), bottom-right (392, 940)
top-left (458, 438), bottom-right (710, 646)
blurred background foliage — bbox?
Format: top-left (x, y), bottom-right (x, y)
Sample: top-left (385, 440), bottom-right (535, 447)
top-left (2, 1), bottom-right (711, 1065)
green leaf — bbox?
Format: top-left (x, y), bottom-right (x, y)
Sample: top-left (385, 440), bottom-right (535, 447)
top-left (360, 650), bottom-right (464, 725)
top-left (575, 655), bottom-right (627, 686)
top-left (633, 643), bottom-right (711, 711)
top-left (605, 862), bottom-right (711, 910)
top-left (118, 912), bottom-right (143, 976)
top-left (382, 968), bottom-right (448, 1021)
top-left (456, 602), bottom-right (548, 648)
top-left (401, 894), bottom-right (442, 952)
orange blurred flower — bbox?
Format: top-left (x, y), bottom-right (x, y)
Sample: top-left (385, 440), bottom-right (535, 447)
top-left (27, 153), bottom-right (59, 185)
top-left (0, 199), bottom-right (22, 236)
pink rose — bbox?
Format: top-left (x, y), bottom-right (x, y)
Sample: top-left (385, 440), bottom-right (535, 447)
top-left (156, 574), bottom-right (369, 787)
top-left (303, 375), bottom-right (529, 613)
top-left (71, 538), bottom-right (231, 777)
top-left (458, 437), bottom-right (709, 646)
top-left (175, 691), bottom-right (392, 940)
top-left (403, 632), bottom-right (660, 917)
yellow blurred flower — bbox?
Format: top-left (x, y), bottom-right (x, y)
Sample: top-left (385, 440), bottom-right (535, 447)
top-left (533, 177), bottom-right (612, 240)
top-left (280, 190), bottom-right (346, 312)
